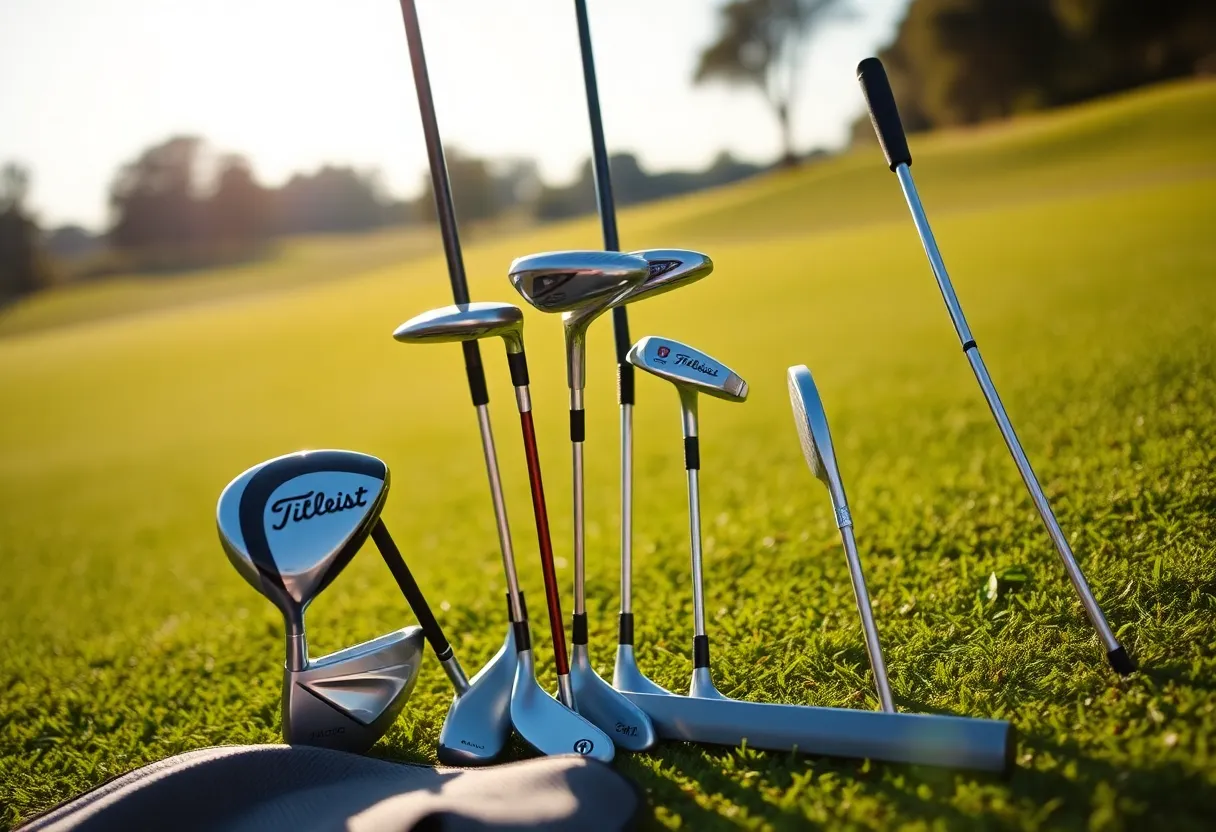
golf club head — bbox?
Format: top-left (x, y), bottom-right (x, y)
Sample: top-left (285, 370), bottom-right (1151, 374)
top-left (613, 645), bottom-right (673, 696)
top-left (626, 336), bottom-right (749, 403)
top-left (392, 302), bottom-right (524, 354)
top-left (616, 249), bottom-right (713, 307)
top-left (689, 666), bottom-right (729, 700)
top-left (508, 250), bottom-right (649, 313)
top-left (436, 619), bottom-right (516, 765)
top-left (283, 626), bottom-right (426, 752)
top-left (512, 648), bottom-right (615, 763)
top-left (787, 365), bottom-right (849, 521)
top-left (570, 644), bottom-right (657, 751)
top-left (217, 449), bottom-right (390, 670)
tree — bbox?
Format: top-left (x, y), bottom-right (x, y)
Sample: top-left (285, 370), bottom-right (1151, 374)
top-left (276, 165), bottom-right (386, 234)
top-left (108, 136), bottom-right (206, 252)
top-left (694, 0), bottom-right (851, 166)
top-left (207, 154), bottom-right (270, 246)
top-left (0, 163), bottom-right (53, 300)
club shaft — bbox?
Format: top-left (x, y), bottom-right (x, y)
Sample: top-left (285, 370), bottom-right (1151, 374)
top-left (573, 437), bottom-right (586, 616)
top-left (372, 519), bottom-right (470, 695)
top-left (474, 404), bottom-right (523, 623)
top-left (894, 163), bottom-right (1121, 654)
top-left (620, 404), bottom-right (633, 614)
top-left (839, 524), bottom-right (895, 712)
top-left (687, 468), bottom-right (707, 638)
top-left (519, 406), bottom-right (571, 676)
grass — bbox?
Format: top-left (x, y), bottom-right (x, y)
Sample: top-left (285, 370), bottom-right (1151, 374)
top-left (2, 78), bottom-right (1216, 829)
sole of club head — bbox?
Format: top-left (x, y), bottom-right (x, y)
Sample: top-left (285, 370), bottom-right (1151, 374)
top-left (512, 649), bottom-right (614, 763)
top-left (436, 623), bottom-right (516, 766)
top-left (283, 626), bottom-right (426, 753)
top-left (613, 644), bottom-right (673, 696)
top-left (570, 643), bottom-right (657, 751)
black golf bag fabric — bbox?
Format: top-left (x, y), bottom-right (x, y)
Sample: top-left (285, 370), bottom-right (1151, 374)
top-left (17, 745), bottom-right (644, 832)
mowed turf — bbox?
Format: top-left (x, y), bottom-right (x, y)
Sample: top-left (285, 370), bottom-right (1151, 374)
top-left (2, 80), bottom-right (1215, 829)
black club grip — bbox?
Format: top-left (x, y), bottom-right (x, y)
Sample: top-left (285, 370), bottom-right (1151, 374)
top-left (857, 57), bottom-right (911, 171)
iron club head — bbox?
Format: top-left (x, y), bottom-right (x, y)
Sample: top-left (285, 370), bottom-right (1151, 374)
top-left (626, 336), bottom-right (748, 404)
top-left (786, 365), bottom-right (849, 518)
top-left (393, 302), bottom-right (525, 355)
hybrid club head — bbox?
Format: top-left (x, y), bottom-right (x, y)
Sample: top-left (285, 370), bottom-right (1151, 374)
top-left (217, 449), bottom-right (391, 671)
top-left (570, 644), bottom-right (659, 751)
top-left (393, 301), bottom-right (524, 354)
top-left (218, 449), bottom-right (420, 751)
top-left (617, 249), bottom-right (713, 307)
top-left (437, 618), bottom-right (517, 766)
top-left (512, 647), bottom-right (615, 763)
top-left (625, 336), bottom-right (749, 404)
top-left (508, 250), bottom-right (649, 313)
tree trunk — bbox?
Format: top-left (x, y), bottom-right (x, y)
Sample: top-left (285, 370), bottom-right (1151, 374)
top-left (775, 100), bottom-right (798, 167)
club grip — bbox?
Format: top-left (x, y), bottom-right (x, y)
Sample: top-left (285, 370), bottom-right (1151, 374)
top-left (857, 58), bottom-right (911, 171)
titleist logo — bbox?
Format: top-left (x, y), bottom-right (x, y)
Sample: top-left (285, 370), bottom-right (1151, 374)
top-left (673, 353), bottom-right (720, 377)
top-left (270, 487), bottom-right (369, 531)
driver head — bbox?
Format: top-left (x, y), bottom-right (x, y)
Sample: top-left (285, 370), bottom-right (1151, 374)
top-left (786, 365), bottom-right (848, 513)
top-left (393, 302), bottom-right (524, 354)
top-left (217, 449), bottom-right (390, 671)
top-left (615, 249), bottom-right (712, 307)
top-left (508, 250), bottom-right (648, 313)
top-left (626, 336), bottom-right (748, 403)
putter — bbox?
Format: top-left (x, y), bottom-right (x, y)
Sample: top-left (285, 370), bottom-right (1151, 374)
top-left (856, 57), bottom-right (1133, 675)
top-left (626, 337), bottom-right (747, 700)
top-left (508, 250), bottom-right (658, 751)
top-left (393, 302), bottom-right (614, 761)
top-left (787, 365), bottom-right (896, 713)
top-left (217, 449), bottom-right (426, 753)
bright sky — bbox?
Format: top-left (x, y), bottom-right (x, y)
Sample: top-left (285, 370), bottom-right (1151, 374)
top-left (0, 0), bottom-right (908, 230)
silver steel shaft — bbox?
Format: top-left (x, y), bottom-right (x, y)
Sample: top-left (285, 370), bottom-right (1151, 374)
top-left (839, 524), bottom-right (895, 712)
top-left (474, 404), bottom-right (524, 624)
top-left (894, 163), bottom-right (1122, 656)
top-left (620, 403), bottom-right (634, 614)
top-left (687, 468), bottom-right (707, 638)
top-left (573, 439), bottom-right (586, 615)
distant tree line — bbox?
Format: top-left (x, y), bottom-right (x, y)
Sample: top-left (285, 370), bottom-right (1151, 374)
top-left (859, 0), bottom-right (1216, 136)
top-left (0, 164), bottom-right (54, 302)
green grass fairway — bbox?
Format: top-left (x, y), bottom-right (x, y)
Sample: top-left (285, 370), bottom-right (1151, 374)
top-left (2, 80), bottom-right (1215, 829)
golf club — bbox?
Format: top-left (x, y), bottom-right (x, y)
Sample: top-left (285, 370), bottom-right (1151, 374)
top-left (856, 57), bottom-right (1133, 675)
top-left (217, 449), bottom-right (426, 753)
top-left (787, 365), bottom-right (895, 713)
top-left (626, 336), bottom-right (748, 700)
top-left (508, 250), bottom-right (657, 751)
top-left (392, 302), bottom-right (615, 761)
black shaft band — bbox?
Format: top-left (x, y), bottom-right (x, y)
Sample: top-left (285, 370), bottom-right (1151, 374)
top-left (570, 409), bottom-right (586, 443)
top-left (572, 612), bottom-right (588, 645)
top-left (618, 612), bottom-right (634, 645)
top-left (618, 363), bottom-right (635, 406)
top-left (507, 350), bottom-right (529, 387)
top-left (518, 590), bottom-right (527, 622)
top-left (684, 436), bottom-right (700, 471)
top-left (513, 621), bottom-right (531, 652)
top-left (693, 635), bottom-right (710, 669)
top-left (462, 341), bottom-right (489, 407)
top-left (962, 339), bottom-right (977, 352)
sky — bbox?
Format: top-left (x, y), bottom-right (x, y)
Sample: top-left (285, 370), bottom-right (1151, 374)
top-left (0, 0), bottom-right (909, 230)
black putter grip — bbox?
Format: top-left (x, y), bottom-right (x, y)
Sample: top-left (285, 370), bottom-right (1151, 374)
top-left (372, 520), bottom-right (451, 657)
top-left (857, 58), bottom-right (911, 171)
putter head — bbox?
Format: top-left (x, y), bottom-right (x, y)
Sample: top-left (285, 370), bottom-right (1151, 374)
top-left (613, 645), bottom-right (673, 696)
top-left (217, 449), bottom-right (390, 670)
top-left (616, 249), bottom-right (712, 307)
top-left (787, 365), bottom-right (850, 522)
top-left (283, 626), bottom-right (426, 752)
top-left (508, 250), bottom-right (649, 313)
top-left (626, 336), bottom-right (748, 403)
top-left (393, 302), bottom-right (524, 354)
top-left (570, 643), bottom-right (657, 751)
top-left (436, 620), bottom-right (516, 765)
top-left (512, 648), bottom-right (615, 762)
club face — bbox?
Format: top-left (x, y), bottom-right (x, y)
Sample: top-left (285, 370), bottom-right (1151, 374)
top-left (217, 450), bottom-right (389, 614)
top-left (283, 626), bottom-right (426, 752)
top-left (616, 249), bottom-right (712, 307)
top-left (786, 365), bottom-right (846, 505)
top-left (436, 621), bottom-right (516, 765)
top-left (392, 302), bottom-right (524, 353)
top-left (508, 250), bottom-right (648, 313)
top-left (626, 336), bottom-right (748, 402)
top-left (512, 649), bottom-right (615, 762)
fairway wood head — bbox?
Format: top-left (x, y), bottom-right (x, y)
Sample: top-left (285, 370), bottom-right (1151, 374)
top-left (512, 648), bottom-right (615, 762)
top-left (392, 302), bottom-right (524, 354)
top-left (283, 626), bottom-right (426, 752)
top-left (570, 643), bottom-right (657, 751)
top-left (436, 620), bottom-right (516, 765)
top-left (613, 645), bottom-right (673, 697)
top-left (787, 365), bottom-right (850, 520)
top-left (626, 336), bottom-right (748, 403)
top-left (508, 250), bottom-right (649, 313)
top-left (616, 249), bottom-right (712, 307)
top-left (217, 449), bottom-right (389, 670)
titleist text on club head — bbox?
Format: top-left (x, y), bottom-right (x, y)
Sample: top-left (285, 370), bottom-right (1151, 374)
top-left (626, 336), bottom-right (748, 402)
top-left (508, 250), bottom-right (649, 313)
